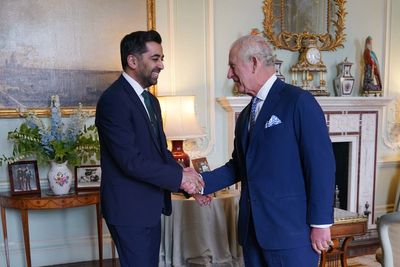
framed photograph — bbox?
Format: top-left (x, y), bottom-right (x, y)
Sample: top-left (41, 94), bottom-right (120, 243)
top-left (191, 157), bottom-right (210, 174)
top-left (75, 165), bottom-right (101, 191)
top-left (8, 160), bottom-right (41, 195)
top-left (0, 0), bottom-right (154, 117)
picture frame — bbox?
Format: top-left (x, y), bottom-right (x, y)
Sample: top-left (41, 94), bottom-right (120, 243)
top-left (0, 0), bottom-right (155, 118)
top-left (8, 160), bottom-right (41, 195)
top-left (75, 165), bottom-right (102, 191)
top-left (191, 157), bottom-right (211, 174)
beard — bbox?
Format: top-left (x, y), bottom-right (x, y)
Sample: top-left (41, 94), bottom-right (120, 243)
top-left (137, 68), bottom-right (161, 88)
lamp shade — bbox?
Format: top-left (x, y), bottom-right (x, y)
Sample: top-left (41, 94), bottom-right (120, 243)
top-left (158, 95), bottom-right (205, 140)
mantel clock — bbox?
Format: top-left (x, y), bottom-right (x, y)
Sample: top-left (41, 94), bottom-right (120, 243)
top-left (290, 39), bottom-right (329, 96)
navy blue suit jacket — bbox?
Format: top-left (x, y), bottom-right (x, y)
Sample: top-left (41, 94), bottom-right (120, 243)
top-left (202, 78), bottom-right (335, 250)
top-left (95, 75), bottom-right (182, 227)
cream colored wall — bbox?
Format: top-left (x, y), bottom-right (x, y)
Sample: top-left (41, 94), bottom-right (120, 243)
top-left (156, 0), bottom-right (400, 222)
top-left (375, 0), bottom-right (400, 218)
top-left (0, 0), bottom-right (399, 266)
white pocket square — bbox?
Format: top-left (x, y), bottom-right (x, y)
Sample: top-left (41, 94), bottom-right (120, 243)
top-left (265, 115), bottom-right (282, 128)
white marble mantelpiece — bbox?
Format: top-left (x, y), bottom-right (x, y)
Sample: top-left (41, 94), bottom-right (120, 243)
top-left (218, 96), bottom-right (393, 111)
top-left (217, 96), bottom-right (393, 227)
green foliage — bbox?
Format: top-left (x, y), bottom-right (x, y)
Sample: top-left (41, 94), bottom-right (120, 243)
top-left (1, 122), bottom-right (100, 167)
top-left (0, 96), bottom-right (100, 167)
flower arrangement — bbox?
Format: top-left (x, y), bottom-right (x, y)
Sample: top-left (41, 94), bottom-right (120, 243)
top-left (1, 95), bottom-right (100, 166)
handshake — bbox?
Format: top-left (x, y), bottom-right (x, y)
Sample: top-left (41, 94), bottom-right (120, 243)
top-left (180, 167), bottom-right (212, 207)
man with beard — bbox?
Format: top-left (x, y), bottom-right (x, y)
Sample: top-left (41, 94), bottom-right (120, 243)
top-left (95, 30), bottom-right (203, 266)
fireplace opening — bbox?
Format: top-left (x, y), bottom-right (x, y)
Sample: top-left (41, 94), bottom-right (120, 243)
top-left (332, 142), bottom-right (350, 210)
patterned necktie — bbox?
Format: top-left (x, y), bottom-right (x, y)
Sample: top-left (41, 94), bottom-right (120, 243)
top-left (142, 90), bottom-right (159, 140)
top-left (249, 96), bottom-right (261, 131)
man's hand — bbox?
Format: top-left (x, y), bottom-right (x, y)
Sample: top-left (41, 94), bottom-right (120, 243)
top-left (193, 194), bottom-right (213, 207)
top-left (310, 227), bottom-right (333, 254)
top-left (183, 167), bottom-right (200, 176)
top-left (180, 167), bottom-right (204, 195)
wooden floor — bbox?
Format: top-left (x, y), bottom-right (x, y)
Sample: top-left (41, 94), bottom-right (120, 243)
top-left (43, 259), bottom-right (120, 267)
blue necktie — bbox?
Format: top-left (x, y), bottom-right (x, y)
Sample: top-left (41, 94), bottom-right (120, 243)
top-left (249, 97), bottom-right (261, 131)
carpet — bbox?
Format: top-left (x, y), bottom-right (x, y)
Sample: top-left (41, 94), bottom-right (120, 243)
top-left (347, 254), bottom-right (381, 267)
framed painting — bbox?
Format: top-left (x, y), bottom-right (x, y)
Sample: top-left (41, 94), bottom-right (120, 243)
top-left (8, 160), bottom-right (41, 195)
top-left (0, 0), bottom-right (155, 117)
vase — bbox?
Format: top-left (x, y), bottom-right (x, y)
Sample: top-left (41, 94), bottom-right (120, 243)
top-left (334, 58), bottom-right (355, 96)
top-left (48, 161), bottom-right (73, 195)
top-left (274, 58), bottom-right (285, 82)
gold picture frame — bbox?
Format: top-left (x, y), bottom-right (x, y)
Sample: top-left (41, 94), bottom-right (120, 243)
top-left (263, 0), bottom-right (346, 52)
top-left (0, 0), bottom-right (156, 118)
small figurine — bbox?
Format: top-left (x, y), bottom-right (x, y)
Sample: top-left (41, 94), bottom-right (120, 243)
top-left (362, 36), bottom-right (382, 96)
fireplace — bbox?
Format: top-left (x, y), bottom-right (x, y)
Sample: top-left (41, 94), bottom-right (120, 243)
top-left (333, 142), bottom-right (350, 210)
top-left (217, 96), bottom-right (392, 227)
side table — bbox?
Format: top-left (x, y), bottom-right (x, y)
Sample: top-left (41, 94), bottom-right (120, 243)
top-left (0, 190), bottom-right (102, 267)
top-left (320, 208), bottom-right (368, 267)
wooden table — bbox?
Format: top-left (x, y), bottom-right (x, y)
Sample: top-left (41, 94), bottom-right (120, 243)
top-left (320, 208), bottom-right (368, 267)
top-left (0, 190), bottom-right (102, 267)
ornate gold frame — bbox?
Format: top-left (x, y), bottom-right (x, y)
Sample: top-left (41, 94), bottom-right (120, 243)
top-left (0, 0), bottom-right (156, 118)
top-left (263, 0), bottom-right (347, 52)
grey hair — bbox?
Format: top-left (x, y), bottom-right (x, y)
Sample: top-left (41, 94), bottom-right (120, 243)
top-left (232, 35), bottom-right (275, 67)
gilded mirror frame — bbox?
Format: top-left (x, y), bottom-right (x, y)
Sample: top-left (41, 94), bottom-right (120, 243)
top-left (0, 0), bottom-right (156, 118)
top-left (263, 0), bottom-right (346, 51)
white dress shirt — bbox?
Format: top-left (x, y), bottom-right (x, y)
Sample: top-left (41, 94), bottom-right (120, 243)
top-left (251, 74), bottom-right (277, 122)
top-left (122, 72), bottom-right (151, 118)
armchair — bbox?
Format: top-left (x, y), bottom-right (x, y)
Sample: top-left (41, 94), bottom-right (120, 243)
top-left (376, 181), bottom-right (400, 265)
top-left (377, 211), bottom-right (400, 267)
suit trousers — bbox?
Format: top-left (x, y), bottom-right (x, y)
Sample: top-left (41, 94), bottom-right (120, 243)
top-left (243, 215), bottom-right (319, 267)
top-left (106, 220), bottom-right (161, 267)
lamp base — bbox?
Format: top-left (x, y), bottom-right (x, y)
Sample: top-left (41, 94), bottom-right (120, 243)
top-left (171, 140), bottom-right (190, 167)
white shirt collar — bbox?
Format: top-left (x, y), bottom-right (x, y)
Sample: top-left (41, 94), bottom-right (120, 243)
top-left (122, 72), bottom-right (147, 96)
top-left (122, 72), bottom-right (153, 117)
top-left (256, 74), bottom-right (277, 101)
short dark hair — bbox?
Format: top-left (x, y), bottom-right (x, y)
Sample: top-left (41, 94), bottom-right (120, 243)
top-left (120, 30), bottom-right (162, 70)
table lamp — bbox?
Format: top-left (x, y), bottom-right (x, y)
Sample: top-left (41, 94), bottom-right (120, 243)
top-left (158, 95), bottom-right (205, 167)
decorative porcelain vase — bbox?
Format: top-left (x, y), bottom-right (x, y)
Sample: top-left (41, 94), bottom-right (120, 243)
top-left (274, 58), bottom-right (285, 82)
top-left (334, 58), bottom-right (355, 96)
top-left (48, 161), bottom-right (72, 195)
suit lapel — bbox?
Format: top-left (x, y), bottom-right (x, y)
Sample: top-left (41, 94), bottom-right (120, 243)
top-left (120, 76), bottom-right (162, 153)
top-left (249, 78), bottom-right (285, 144)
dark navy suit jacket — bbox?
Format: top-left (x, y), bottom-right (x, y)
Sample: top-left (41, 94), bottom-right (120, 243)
top-left (202, 78), bottom-right (335, 250)
top-left (95, 75), bottom-right (182, 227)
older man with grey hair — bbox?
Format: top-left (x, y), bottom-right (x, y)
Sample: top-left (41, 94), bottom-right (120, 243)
top-left (198, 35), bottom-right (336, 266)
